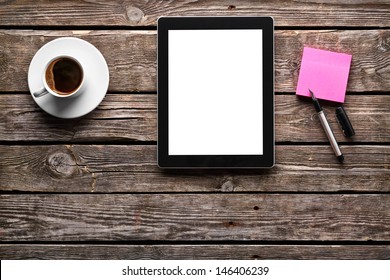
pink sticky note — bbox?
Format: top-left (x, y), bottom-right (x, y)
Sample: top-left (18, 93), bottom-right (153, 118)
top-left (296, 47), bottom-right (352, 103)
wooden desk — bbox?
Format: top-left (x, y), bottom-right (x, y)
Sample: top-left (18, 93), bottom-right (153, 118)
top-left (0, 1), bottom-right (389, 259)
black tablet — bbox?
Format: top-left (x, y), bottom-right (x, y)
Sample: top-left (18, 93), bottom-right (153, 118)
top-left (158, 17), bottom-right (274, 168)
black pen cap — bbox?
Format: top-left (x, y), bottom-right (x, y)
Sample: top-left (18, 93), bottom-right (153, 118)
top-left (335, 106), bottom-right (355, 137)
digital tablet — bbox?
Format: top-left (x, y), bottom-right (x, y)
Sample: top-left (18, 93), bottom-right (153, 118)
top-left (158, 17), bottom-right (274, 168)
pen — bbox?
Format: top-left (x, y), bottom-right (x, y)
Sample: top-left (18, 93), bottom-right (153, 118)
top-left (309, 89), bottom-right (344, 163)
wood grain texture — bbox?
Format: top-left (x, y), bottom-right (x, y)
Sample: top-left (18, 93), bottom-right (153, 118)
top-left (1, 94), bottom-right (388, 142)
top-left (0, 194), bottom-right (389, 241)
top-left (0, 0), bottom-right (389, 260)
top-left (0, 94), bottom-right (157, 142)
top-left (0, 0), bottom-right (389, 27)
top-left (0, 145), bottom-right (388, 193)
top-left (1, 244), bottom-right (389, 260)
top-left (0, 30), bottom-right (389, 92)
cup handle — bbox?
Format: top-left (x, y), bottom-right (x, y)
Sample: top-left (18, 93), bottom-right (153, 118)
top-left (33, 87), bottom-right (49, 98)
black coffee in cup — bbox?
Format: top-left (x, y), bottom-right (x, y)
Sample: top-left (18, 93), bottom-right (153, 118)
top-left (45, 57), bottom-right (83, 95)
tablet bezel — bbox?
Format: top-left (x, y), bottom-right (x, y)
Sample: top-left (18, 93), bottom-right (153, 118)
top-left (158, 17), bottom-right (274, 168)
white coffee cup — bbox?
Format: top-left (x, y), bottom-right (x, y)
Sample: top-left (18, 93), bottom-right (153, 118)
top-left (33, 55), bottom-right (85, 98)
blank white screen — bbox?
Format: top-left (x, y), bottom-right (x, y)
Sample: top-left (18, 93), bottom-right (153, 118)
top-left (168, 30), bottom-right (263, 155)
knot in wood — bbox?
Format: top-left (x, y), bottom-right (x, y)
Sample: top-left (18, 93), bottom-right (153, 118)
top-left (126, 6), bottom-right (144, 25)
top-left (46, 150), bottom-right (79, 178)
top-left (378, 35), bottom-right (390, 52)
top-left (310, 113), bottom-right (319, 121)
top-left (221, 180), bottom-right (235, 192)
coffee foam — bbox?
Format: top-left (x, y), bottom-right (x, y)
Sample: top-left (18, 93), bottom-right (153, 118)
top-left (45, 58), bottom-right (59, 91)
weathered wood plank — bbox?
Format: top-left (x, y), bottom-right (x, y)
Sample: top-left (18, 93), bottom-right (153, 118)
top-left (0, 194), bottom-right (389, 241)
top-left (0, 30), bottom-right (156, 92)
top-left (0, 145), bottom-right (388, 193)
top-left (0, 0), bottom-right (389, 27)
top-left (1, 94), bottom-right (388, 142)
top-left (0, 94), bottom-right (157, 142)
top-left (1, 245), bottom-right (389, 260)
top-left (0, 30), bottom-right (389, 92)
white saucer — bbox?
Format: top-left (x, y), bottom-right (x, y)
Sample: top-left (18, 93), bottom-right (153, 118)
top-left (28, 37), bottom-right (109, 119)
